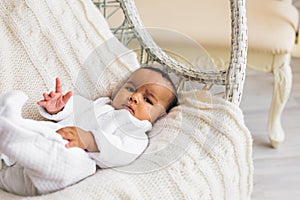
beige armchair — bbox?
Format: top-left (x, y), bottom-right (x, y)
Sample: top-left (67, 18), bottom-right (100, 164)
top-left (135, 0), bottom-right (299, 148)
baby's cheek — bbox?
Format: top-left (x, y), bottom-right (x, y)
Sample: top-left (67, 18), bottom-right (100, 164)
top-left (148, 105), bottom-right (166, 122)
top-left (112, 92), bottom-right (127, 108)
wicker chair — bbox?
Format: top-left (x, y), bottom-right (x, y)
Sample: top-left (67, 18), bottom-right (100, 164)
top-left (0, 0), bottom-right (251, 199)
top-left (131, 0), bottom-right (299, 148)
top-left (92, 0), bottom-right (248, 106)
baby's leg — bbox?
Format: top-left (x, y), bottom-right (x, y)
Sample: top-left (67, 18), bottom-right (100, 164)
top-left (0, 91), bottom-right (28, 168)
top-left (0, 117), bottom-right (96, 195)
top-left (0, 163), bottom-right (38, 196)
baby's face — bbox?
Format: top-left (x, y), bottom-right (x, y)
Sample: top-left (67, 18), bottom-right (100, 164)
top-left (112, 68), bottom-right (175, 123)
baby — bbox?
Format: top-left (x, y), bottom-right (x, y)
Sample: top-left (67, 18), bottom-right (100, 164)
top-left (0, 66), bottom-right (177, 196)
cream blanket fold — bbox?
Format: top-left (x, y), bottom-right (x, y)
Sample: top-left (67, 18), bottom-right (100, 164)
top-left (0, 0), bottom-right (253, 199)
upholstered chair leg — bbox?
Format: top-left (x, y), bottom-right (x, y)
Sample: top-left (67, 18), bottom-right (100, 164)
top-left (268, 54), bottom-right (292, 148)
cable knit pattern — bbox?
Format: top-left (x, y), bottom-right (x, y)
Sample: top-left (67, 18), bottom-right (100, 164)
top-left (0, 0), bottom-right (140, 121)
top-left (0, 0), bottom-right (253, 199)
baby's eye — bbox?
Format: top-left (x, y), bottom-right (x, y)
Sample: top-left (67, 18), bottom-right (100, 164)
top-left (125, 87), bottom-right (135, 92)
top-left (144, 97), bottom-right (153, 105)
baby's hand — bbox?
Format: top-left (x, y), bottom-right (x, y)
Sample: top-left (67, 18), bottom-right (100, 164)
top-left (37, 77), bottom-right (72, 114)
top-left (56, 126), bottom-right (87, 150)
top-left (56, 126), bottom-right (99, 152)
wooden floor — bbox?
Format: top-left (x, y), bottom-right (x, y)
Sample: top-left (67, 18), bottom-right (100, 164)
top-left (240, 57), bottom-right (300, 200)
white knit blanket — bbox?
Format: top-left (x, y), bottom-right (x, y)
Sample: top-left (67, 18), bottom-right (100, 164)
top-left (0, 0), bottom-right (253, 199)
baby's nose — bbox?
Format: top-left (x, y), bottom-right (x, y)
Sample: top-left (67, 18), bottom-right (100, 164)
top-left (129, 93), bottom-right (140, 104)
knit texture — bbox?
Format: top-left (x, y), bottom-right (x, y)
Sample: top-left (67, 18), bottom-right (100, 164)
top-left (0, 0), bottom-right (140, 121)
top-left (0, 0), bottom-right (253, 199)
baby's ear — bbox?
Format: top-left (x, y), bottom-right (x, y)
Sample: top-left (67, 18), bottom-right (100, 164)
top-left (152, 104), bottom-right (167, 122)
top-left (159, 112), bottom-right (167, 118)
top-left (152, 111), bottom-right (167, 125)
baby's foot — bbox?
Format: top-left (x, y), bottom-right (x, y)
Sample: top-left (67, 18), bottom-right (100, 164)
top-left (0, 117), bottom-right (23, 161)
top-left (0, 90), bottom-right (28, 119)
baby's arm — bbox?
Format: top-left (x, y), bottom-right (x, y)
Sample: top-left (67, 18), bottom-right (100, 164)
top-left (37, 77), bottom-right (72, 115)
top-left (87, 109), bottom-right (151, 168)
top-left (56, 126), bottom-right (99, 152)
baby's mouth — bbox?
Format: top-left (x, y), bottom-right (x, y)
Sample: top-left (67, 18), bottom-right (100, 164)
top-left (123, 104), bottom-right (134, 114)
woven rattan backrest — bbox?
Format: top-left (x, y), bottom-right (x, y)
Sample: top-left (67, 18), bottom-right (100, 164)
top-left (92, 0), bottom-right (247, 105)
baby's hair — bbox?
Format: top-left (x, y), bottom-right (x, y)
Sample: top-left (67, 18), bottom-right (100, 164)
top-left (140, 65), bottom-right (178, 112)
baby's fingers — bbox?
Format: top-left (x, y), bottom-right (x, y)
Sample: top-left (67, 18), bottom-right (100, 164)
top-left (56, 128), bottom-right (75, 140)
top-left (65, 140), bottom-right (85, 149)
top-left (43, 93), bottom-right (50, 100)
top-left (65, 141), bottom-right (76, 148)
top-left (37, 100), bottom-right (47, 107)
top-left (55, 77), bottom-right (62, 93)
top-left (50, 91), bottom-right (56, 98)
top-left (62, 91), bottom-right (72, 103)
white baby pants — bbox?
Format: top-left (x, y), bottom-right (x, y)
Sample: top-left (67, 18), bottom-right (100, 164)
top-left (0, 91), bottom-right (96, 196)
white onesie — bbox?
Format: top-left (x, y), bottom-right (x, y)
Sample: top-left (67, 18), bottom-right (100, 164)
top-left (0, 91), bottom-right (151, 196)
